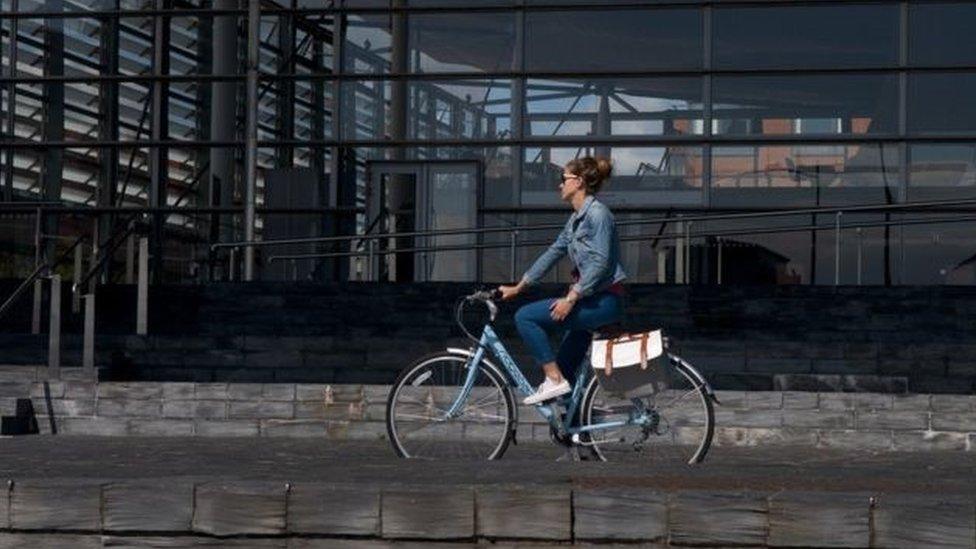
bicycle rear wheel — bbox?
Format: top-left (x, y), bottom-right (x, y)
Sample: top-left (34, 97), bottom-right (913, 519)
top-left (580, 357), bottom-right (714, 464)
top-left (386, 352), bottom-right (515, 460)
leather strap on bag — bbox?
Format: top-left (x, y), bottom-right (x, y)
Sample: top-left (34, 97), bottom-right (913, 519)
top-left (604, 339), bottom-right (614, 376)
top-left (639, 332), bottom-right (648, 370)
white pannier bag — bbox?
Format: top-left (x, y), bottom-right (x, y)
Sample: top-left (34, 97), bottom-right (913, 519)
top-left (590, 329), bottom-right (671, 397)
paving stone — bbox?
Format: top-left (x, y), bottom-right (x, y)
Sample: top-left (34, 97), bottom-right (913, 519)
top-left (294, 384), bottom-right (331, 402)
top-left (476, 487), bottom-right (571, 540)
top-left (29, 381), bottom-right (64, 398)
top-left (34, 398), bottom-right (95, 417)
top-left (768, 491), bottom-right (870, 548)
top-left (381, 488), bottom-right (474, 539)
top-left (931, 395), bottom-right (975, 412)
top-left (817, 393), bottom-right (855, 411)
top-left (98, 383), bottom-right (164, 400)
top-left (194, 420), bottom-right (260, 437)
top-left (817, 429), bottom-right (892, 451)
top-left (194, 383), bottom-right (229, 400)
top-left (715, 409), bottom-right (783, 428)
top-left (103, 481), bottom-right (194, 532)
top-left (574, 489), bottom-right (667, 541)
top-left (193, 481), bottom-right (287, 536)
top-left (745, 392), bottom-right (784, 409)
top-left (0, 382), bottom-right (33, 398)
top-left (262, 384), bottom-right (296, 401)
top-left (874, 495), bottom-right (976, 549)
top-left (287, 484), bottom-right (380, 536)
top-left (711, 390), bottom-right (746, 408)
top-left (0, 480), bottom-right (7, 530)
top-left (63, 382), bottom-right (97, 399)
top-left (746, 427), bottom-right (819, 447)
top-left (853, 393), bottom-right (894, 410)
top-left (891, 394), bottom-right (931, 411)
top-left (712, 426), bottom-right (750, 447)
top-left (102, 535), bottom-right (287, 547)
top-left (782, 410), bottom-right (854, 429)
top-left (10, 480), bottom-right (101, 531)
top-left (856, 411), bottom-right (929, 431)
top-left (162, 382), bottom-right (195, 400)
top-left (668, 491), bottom-right (768, 546)
top-left (893, 430), bottom-right (969, 452)
top-left (0, 534), bottom-right (101, 548)
top-left (128, 419), bottom-right (194, 436)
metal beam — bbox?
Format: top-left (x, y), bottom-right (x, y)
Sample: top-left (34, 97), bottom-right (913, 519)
top-left (277, 1), bottom-right (296, 168)
top-left (243, 0), bottom-right (260, 280)
top-left (98, 1), bottom-right (121, 283)
top-left (149, 0), bottom-right (172, 283)
top-left (42, 1), bottom-right (65, 265)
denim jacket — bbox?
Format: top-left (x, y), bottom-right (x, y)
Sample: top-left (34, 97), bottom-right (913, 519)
top-left (522, 195), bottom-right (627, 297)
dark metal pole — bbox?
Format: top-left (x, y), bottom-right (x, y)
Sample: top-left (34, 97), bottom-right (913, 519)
top-left (42, 0), bottom-right (65, 265)
top-left (243, 0), bottom-right (260, 280)
top-left (149, 0), bottom-right (171, 283)
top-left (2, 0), bottom-right (18, 202)
top-left (98, 0), bottom-right (121, 281)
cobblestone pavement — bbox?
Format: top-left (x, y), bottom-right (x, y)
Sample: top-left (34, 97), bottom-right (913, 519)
top-left (0, 437), bottom-right (972, 496)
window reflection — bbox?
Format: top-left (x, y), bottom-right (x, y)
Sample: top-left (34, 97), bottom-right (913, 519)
top-left (909, 2), bottom-right (976, 67)
top-left (909, 144), bottom-right (976, 201)
top-left (408, 80), bottom-right (512, 141)
top-left (714, 4), bottom-right (899, 69)
top-left (525, 9), bottom-right (702, 71)
top-left (525, 78), bottom-right (703, 137)
top-left (908, 73), bottom-right (976, 134)
top-left (522, 147), bottom-right (703, 206)
top-left (409, 13), bottom-right (516, 73)
top-left (711, 145), bottom-right (900, 208)
top-left (712, 74), bottom-right (898, 136)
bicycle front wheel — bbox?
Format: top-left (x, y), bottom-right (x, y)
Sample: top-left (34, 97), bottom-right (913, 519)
top-left (580, 357), bottom-right (714, 464)
top-left (386, 352), bottom-right (515, 460)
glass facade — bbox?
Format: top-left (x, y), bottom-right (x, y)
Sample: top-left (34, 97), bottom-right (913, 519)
top-left (0, 1), bottom-right (974, 286)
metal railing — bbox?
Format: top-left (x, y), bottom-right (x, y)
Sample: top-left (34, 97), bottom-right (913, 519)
top-left (208, 196), bottom-right (976, 286)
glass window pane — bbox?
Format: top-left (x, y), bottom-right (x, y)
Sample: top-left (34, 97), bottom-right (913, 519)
top-left (345, 14), bottom-right (392, 74)
top-left (523, 147), bottom-right (703, 206)
top-left (908, 73), bottom-right (976, 134)
top-left (908, 144), bottom-right (976, 201)
top-left (526, 9), bottom-right (702, 71)
top-left (703, 216), bottom-right (812, 285)
top-left (711, 144), bottom-right (901, 208)
top-left (408, 80), bottom-right (512, 141)
top-left (525, 77), bottom-right (703, 137)
top-left (409, 13), bottom-right (517, 73)
top-left (909, 2), bottom-right (976, 67)
top-left (901, 214), bottom-right (976, 285)
top-left (712, 74), bottom-right (899, 136)
top-left (714, 4), bottom-right (899, 69)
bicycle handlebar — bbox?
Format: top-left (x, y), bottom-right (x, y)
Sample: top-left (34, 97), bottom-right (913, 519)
top-left (456, 288), bottom-right (501, 344)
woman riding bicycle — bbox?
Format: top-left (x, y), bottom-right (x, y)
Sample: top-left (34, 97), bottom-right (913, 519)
top-left (499, 156), bottom-right (627, 405)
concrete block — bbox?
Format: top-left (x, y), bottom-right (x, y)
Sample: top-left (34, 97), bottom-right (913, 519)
top-left (715, 409), bottom-right (783, 428)
top-left (227, 383), bottom-right (264, 400)
top-left (63, 382), bottom-right (97, 399)
top-left (574, 489), bottom-right (667, 541)
top-left (341, 421), bottom-right (388, 441)
top-left (295, 401), bottom-right (364, 420)
top-left (59, 417), bottom-right (128, 436)
top-left (874, 495), bottom-right (976, 548)
top-left (381, 488), bottom-right (474, 539)
top-left (98, 383), bottom-right (164, 400)
top-left (193, 481), bottom-right (288, 536)
top-left (747, 427), bottom-right (819, 447)
top-left (818, 429), bottom-right (892, 451)
top-left (931, 395), bottom-right (975, 412)
top-left (194, 420), bottom-right (260, 437)
top-left (782, 392), bottom-right (818, 409)
top-left (102, 536), bottom-right (287, 547)
top-left (712, 426), bottom-right (750, 447)
top-left (853, 393), bottom-right (894, 411)
top-left (893, 430), bottom-right (969, 452)
top-left (668, 491), bottom-right (768, 546)
top-left (856, 411), bottom-right (928, 431)
top-left (229, 401), bottom-right (294, 419)
top-left (891, 394), bottom-right (931, 411)
top-left (0, 382), bottom-right (32, 398)
top-left (475, 487), bottom-right (571, 540)
top-left (0, 534), bottom-right (101, 548)
top-left (96, 399), bottom-right (162, 418)
top-left (294, 384), bottom-right (331, 402)
top-left (782, 410), bottom-right (854, 429)
top-left (818, 393), bottom-right (855, 411)
top-left (29, 381), bottom-right (64, 398)
top-left (162, 382), bottom-right (195, 400)
top-left (128, 419), bottom-right (194, 436)
top-left (103, 481), bottom-right (194, 532)
top-left (711, 390), bottom-right (746, 408)
top-left (194, 383), bottom-right (229, 400)
top-left (931, 412), bottom-right (976, 432)
top-left (768, 492), bottom-right (870, 548)
top-left (10, 480), bottom-right (101, 530)
top-left (287, 484), bottom-right (380, 536)
top-left (262, 384), bottom-right (295, 401)
top-left (34, 398), bottom-right (95, 417)
top-left (261, 420), bottom-right (327, 437)
top-left (745, 392), bottom-right (784, 409)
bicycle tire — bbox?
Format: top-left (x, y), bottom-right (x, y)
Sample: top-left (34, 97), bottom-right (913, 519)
top-left (386, 351), bottom-right (516, 460)
top-left (579, 356), bottom-right (715, 464)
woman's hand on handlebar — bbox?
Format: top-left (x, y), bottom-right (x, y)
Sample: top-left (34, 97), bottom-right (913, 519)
top-left (497, 280), bottom-right (525, 301)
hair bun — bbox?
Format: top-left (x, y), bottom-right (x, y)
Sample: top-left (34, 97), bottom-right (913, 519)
top-left (596, 157), bottom-right (613, 181)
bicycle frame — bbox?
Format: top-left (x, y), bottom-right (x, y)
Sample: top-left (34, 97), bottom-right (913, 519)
top-left (447, 323), bottom-right (637, 436)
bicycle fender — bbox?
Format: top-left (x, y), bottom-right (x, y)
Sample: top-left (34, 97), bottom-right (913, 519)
top-left (445, 347), bottom-right (520, 425)
top-left (669, 353), bottom-right (721, 405)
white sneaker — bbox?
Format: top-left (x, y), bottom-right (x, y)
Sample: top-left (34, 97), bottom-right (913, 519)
top-left (524, 378), bottom-right (571, 405)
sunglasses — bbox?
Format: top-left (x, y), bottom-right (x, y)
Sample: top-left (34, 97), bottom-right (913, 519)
top-left (559, 174), bottom-right (580, 184)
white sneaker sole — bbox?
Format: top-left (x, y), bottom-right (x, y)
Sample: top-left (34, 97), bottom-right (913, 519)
top-left (523, 385), bottom-right (571, 405)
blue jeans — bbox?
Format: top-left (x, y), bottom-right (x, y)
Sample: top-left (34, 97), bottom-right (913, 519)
top-left (514, 292), bottom-right (623, 385)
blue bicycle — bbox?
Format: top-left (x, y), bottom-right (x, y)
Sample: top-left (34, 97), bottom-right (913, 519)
top-left (386, 290), bottom-right (717, 462)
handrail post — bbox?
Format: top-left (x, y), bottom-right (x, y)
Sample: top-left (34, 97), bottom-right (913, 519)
top-left (856, 227), bottom-right (863, 286)
top-left (834, 211), bottom-right (843, 286)
top-left (72, 243), bottom-right (83, 313)
top-left (675, 220), bottom-right (685, 285)
top-left (82, 292), bottom-right (95, 373)
top-left (137, 236), bottom-right (148, 335)
top-left (367, 239), bottom-right (377, 281)
top-left (686, 221), bottom-right (693, 284)
top-left (717, 238), bottom-right (723, 286)
top-left (125, 229), bottom-right (135, 284)
top-left (32, 207), bottom-right (42, 333)
top-left (509, 230), bottom-right (518, 281)
top-left (48, 274), bottom-right (61, 380)
top-left (228, 247), bottom-right (237, 282)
